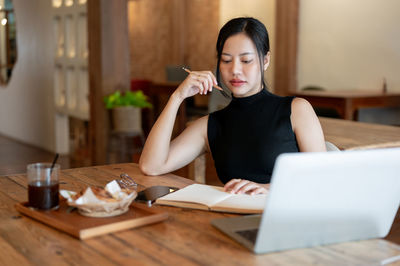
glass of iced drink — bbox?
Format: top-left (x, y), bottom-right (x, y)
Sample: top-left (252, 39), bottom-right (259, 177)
top-left (27, 163), bottom-right (60, 210)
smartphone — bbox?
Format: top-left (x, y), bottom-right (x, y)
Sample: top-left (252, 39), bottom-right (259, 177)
top-left (135, 186), bottom-right (179, 206)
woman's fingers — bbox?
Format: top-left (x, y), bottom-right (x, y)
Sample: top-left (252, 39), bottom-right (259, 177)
top-left (224, 179), bottom-right (269, 195)
top-left (223, 178), bottom-right (243, 192)
top-left (224, 179), bottom-right (250, 194)
top-left (207, 70), bottom-right (218, 88)
top-left (247, 186), bottom-right (267, 195)
top-left (199, 71), bottom-right (214, 92)
top-left (194, 78), bottom-right (206, 95)
top-left (195, 73), bottom-right (211, 94)
top-left (189, 71), bottom-right (216, 94)
top-left (237, 182), bottom-right (261, 194)
top-left (178, 70), bottom-right (218, 98)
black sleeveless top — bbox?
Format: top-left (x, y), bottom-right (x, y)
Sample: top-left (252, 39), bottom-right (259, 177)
top-left (207, 89), bottom-right (299, 184)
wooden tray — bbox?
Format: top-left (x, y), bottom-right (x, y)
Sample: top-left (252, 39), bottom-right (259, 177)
top-left (15, 200), bottom-right (168, 240)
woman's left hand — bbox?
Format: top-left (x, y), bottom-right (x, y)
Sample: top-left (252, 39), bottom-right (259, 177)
top-left (223, 179), bottom-right (270, 195)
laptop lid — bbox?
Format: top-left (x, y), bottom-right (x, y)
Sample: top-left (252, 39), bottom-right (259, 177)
top-left (213, 148), bottom-right (400, 254)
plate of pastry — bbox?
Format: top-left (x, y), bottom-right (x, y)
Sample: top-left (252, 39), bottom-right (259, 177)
top-left (60, 180), bottom-right (137, 217)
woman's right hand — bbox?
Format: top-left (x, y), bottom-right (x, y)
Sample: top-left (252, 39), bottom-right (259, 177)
top-left (174, 70), bottom-right (218, 100)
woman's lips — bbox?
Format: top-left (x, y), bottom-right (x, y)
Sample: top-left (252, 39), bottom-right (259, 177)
top-left (230, 79), bottom-right (246, 87)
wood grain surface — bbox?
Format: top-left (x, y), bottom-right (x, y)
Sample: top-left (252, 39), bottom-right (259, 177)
top-left (1, 163), bottom-right (400, 265)
top-left (320, 117), bottom-right (400, 150)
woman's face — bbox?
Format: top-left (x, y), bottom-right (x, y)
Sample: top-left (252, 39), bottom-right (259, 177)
top-left (219, 33), bottom-right (268, 98)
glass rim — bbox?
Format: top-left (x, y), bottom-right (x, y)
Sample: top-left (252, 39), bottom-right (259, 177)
top-left (27, 163), bottom-right (61, 170)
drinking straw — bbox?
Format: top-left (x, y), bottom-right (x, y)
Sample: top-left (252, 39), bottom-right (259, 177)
top-left (50, 153), bottom-right (59, 175)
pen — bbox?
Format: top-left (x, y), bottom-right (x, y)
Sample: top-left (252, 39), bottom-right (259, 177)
top-left (182, 67), bottom-right (224, 91)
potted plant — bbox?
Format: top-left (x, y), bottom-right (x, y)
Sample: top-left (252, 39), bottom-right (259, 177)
top-left (104, 90), bottom-right (152, 133)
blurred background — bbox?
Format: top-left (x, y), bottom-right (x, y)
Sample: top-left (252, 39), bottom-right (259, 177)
top-left (0, 0), bottom-right (400, 177)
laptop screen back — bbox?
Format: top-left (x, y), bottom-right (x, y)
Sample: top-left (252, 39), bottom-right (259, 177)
top-left (254, 148), bottom-right (400, 254)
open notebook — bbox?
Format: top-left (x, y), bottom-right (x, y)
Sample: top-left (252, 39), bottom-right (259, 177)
top-left (155, 184), bottom-right (267, 214)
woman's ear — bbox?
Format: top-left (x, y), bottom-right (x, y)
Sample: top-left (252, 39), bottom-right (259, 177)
top-left (263, 52), bottom-right (271, 71)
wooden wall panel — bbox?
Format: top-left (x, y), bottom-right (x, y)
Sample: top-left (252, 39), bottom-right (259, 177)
top-left (128, 0), bottom-right (172, 82)
top-left (184, 0), bottom-right (219, 71)
top-left (274, 0), bottom-right (299, 96)
top-left (128, 0), bottom-right (219, 82)
top-left (87, 0), bottom-right (103, 164)
top-left (88, 0), bottom-right (131, 165)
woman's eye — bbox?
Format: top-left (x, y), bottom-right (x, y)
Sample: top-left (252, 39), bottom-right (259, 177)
top-left (221, 59), bottom-right (231, 64)
top-left (242, 59), bottom-right (253, 64)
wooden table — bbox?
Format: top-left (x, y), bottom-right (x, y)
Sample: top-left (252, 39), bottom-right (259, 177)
top-left (2, 164), bottom-right (400, 265)
top-left (320, 117), bottom-right (400, 150)
top-left (289, 90), bottom-right (400, 120)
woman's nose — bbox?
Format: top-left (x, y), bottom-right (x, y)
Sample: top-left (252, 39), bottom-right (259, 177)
top-left (231, 59), bottom-right (241, 75)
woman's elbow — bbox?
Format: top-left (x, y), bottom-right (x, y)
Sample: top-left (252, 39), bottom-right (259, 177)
top-left (139, 161), bottom-right (153, 175)
top-left (139, 161), bottom-right (160, 176)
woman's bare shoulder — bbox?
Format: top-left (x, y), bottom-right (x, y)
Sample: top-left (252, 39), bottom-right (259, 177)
top-left (291, 97), bottom-right (314, 114)
top-left (290, 97), bottom-right (319, 131)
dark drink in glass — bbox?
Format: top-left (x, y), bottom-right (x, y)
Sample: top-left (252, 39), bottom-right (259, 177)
top-left (27, 163), bottom-right (60, 210)
top-left (28, 181), bottom-right (59, 210)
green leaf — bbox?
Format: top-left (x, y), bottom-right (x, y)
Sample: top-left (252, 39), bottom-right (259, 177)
top-left (103, 90), bottom-right (152, 109)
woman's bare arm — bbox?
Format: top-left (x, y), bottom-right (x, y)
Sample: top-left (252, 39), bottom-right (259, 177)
top-left (139, 71), bottom-right (217, 175)
top-left (291, 97), bottom-right (326, 152)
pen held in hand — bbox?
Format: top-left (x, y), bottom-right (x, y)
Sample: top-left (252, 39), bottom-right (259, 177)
top-left (182, 67), bottom-right (224, 91)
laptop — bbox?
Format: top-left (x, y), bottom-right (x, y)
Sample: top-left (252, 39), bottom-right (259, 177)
top-left (211, 148), bottom-right (400, 254)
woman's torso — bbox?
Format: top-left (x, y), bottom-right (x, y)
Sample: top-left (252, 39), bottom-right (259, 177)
top-left (207, 89), bottom-right (299, 184)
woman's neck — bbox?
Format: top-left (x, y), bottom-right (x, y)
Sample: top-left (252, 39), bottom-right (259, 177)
top-left (232, 85), bottom-right (263, 98)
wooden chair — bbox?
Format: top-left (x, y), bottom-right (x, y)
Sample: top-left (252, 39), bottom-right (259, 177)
top-left (325, 141), bottom-right (340, 151)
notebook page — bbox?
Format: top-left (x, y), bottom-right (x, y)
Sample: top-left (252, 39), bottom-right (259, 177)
top-left (157, 184), bottom-right (231, 207)
top-left (213, 193), bottom-right (267, 212)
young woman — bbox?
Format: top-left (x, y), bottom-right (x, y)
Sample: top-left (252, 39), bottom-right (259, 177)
top-left (139, 17), bottom-right (326, 195)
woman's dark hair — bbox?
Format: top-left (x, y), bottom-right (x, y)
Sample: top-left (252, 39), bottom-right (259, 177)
top-left (216, 17), bottom-right (270, 92)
